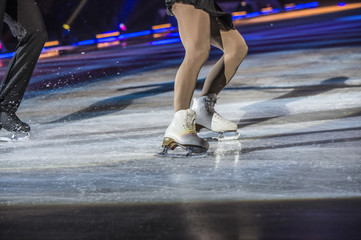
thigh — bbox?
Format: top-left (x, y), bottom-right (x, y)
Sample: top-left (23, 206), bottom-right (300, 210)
top-left (172, 3), bottom-right (211, 50)
top-left (209, 16), bottom-right (223, 49)
top-left (210, 20), bottom-right (246, 53)
top-left (5, 0), bottom-right (17, 21)
top-left (17, 0), bottom-right (45, 32)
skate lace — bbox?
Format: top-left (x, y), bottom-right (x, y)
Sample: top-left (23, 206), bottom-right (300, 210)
top-left (205, 96), bottom-right (226, 120)
top-left (184, 114), bottom-right (197, 135)
top-left (205, 97), bottom-right (217, 114)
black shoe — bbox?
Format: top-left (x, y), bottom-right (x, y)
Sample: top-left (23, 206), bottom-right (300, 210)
top-left (0, 112), bottom-right (31, 133)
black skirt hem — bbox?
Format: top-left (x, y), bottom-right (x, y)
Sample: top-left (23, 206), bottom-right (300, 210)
top-left (165, 0), bottom-right (235, 30)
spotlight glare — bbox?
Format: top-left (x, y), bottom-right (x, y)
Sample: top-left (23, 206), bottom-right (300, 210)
top-left (62, 24), bottom-right (70, 31)
top-left (119, 23), bottom-right (127, 31)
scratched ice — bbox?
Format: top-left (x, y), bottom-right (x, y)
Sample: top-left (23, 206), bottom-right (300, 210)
top-left (1, 43), bottom-right (361, 205)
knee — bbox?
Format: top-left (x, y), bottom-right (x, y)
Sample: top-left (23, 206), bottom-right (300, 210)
top-left (33, 28), bottom-right (48, 47)
top-left (240, 40), bottom-right (248, 58)
top-left (23, 27), bottom-right (48, 49)
top-left (184, 44), bottom-right (210, 67)
top-left (228, 38), bottom-right (248, 64)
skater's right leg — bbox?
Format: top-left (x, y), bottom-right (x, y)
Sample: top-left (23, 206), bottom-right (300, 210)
top-left (161, 3), bottom-right (211, 155)
top-left (172, 3), bottom-right (211, 112)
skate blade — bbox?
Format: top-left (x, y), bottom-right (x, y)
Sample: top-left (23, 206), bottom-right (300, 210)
top-left (212, 131), bottom-right (240, 141)
top-left (155, 146), bottom-right (208, 158)
top-left (0, 132), bottom-right (30, 142)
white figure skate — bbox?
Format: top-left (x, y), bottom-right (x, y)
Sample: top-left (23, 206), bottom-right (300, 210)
top-left (191, 93), bottom-right (240, 141)
top-left (157, 109), bottom-right (209, 157)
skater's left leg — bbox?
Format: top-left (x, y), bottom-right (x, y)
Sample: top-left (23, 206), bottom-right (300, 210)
top-left (0, 0), bottom-right (47, 133)
top-left (201, 17), bottom-right (248, 96)
top-left (160, 3), bottom-right (211, 156)
top-left (192, 17), bottom-right (247, 136)
top-left (0, 0), bottom-right (47, 113)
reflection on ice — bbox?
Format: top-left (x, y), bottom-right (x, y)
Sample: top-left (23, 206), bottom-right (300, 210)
top-left (214, 140), bottom-right (242, 169)
top-left (0, 132), bottom-right (30, 142)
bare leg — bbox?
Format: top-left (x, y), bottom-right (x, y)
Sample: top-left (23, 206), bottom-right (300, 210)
top-left (201, 17), bottom-right (248, 96)
top-left (172, 3), bottom-right (211, 112)
top-left (190, 17), bottom-right (247, 138)
top-left (160, 3), bottom-right (211, 155)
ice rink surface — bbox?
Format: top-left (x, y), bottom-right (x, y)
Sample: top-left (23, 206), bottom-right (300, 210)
top-left (1, 46), bottom-right (361, 204)
top-left (1, 3), bottom-right (361, 239)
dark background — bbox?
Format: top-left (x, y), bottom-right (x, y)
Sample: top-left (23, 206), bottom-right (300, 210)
top-left (1, 0), bottom-right (359, 51)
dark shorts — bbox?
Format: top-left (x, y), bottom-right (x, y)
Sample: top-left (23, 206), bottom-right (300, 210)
top-left (165, 0), bottom-right (234, 30)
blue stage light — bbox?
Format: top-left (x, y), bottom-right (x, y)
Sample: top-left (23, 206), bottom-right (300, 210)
top-left (97, 37), bottom-right (119, 43)
top-left (0, 52), bottom-right (15, 59)
top-left (118, 30), bottom-right (152, 40)
top-left (152, 27), bottom-right (176, 34)
top-left (294, 1), bottom-right (319, 10)
top-left (150, 38), bottom-right (181, 46)
top-left (245, 12), bottom-right (261, 18)
top-left (76, 39), bottom-right (96, 46)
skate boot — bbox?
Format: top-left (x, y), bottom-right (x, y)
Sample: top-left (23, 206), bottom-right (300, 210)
top-left (0, 111), bottom-right (30, 141)
top-left (157, 109), bottom-right (209, 157)
top-left (191, 93), bottom-right (240, 140)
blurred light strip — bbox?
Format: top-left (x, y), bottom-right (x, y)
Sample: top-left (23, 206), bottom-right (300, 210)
top-left (44, 40), bottom-right (60, 48)
top-left (232, 1), bottom-right (320, 20)
top-left (40, 50), bottom-right (60, 59)
top-left (294, 1), bottom-right (319, 10)
top-left (97, 41), bottom-right (121, 49)
top-left (153, 26), bottom-right (176, 34)
top-left (232, 11), bottom-right (247, 20)
top-left (167, 32), bottom-right (180, 37)
top-left (285, 3), bottom-right (296, 10)
top-left (97, 37), bottom-right (119, 43)
top-left (96, 31), bottom-right (120, 39)
top-left (118, 30), bottom-right (152, 40)
top-left (0, 52), bottom-right (14, 59)
top-left (261, 7), bottom-right (273, 14)
top-left (74, 30), bottom-right (153, 47)
top-left (153, 33), bottom-right (165, 39)
top-left (152, 23), bottom-right (171, 30)
top-left (337, 14), bottom-right (361, 21)
top-left (150, 38), bottom-right (181, 46)
top-left (77, 39), bottom-right (96, 46)
top-left (245, 12), bottom-right (261, 18)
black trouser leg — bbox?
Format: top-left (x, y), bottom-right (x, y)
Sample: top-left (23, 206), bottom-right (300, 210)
top-left (0, 0), bottom-right (7, 35)
top-left (0, 0), bottom-right (47, 113)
